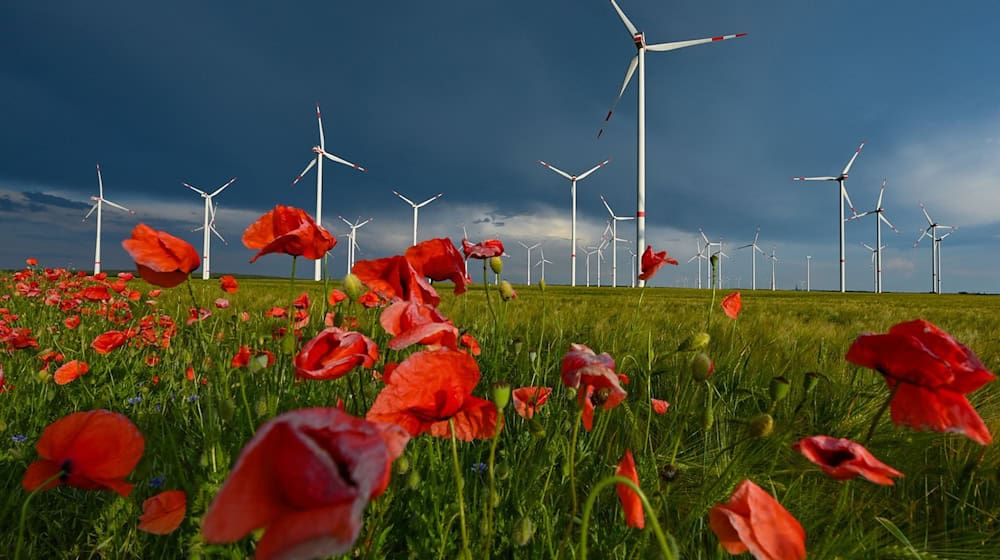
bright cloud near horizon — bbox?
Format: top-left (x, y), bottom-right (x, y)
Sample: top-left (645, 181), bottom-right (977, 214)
top-left (3, 1), bottom-right (1000, 293)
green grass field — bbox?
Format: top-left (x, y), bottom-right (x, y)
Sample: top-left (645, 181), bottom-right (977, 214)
top-left (1, 270), bottom-right (997, 559)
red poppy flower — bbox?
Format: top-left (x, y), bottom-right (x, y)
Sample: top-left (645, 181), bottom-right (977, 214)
top-left (294, 327), bottom-right (379, 381)
top-left (406, 238), bottom-right (469, 295)
top-left (616, 449), bottom-right (645, 529)
top-left (459, 333), bottom-right (481, 356)
top-left (242, 205), bottom-right (336, 263)
top-left (54, 360), bottom-right (89, 385)
top-left (214, 298), bottom-right (230, 309)
top-left (138, 490), bottom-right (186, 534)
top-left (231, 346), bottom-right (276, 369)
top-left (63, 315), bottom-right (81, 330)
top-left (637, 245), bottom-right (679, 281)
top-left (845, 318), bottom-right (995, 445)
top-left (26, 257), bottom-right (38, 267)
top-left (512, 387), bottom-right (552, 419)
top-left (561, 344), bottom-right (627, 431)
top-left (92, 330), bottom-right (130, 354)
top-left (202, 408), bottom-right (409, 559)
top-left (651, 398), bottom-right (670, 415)
top-left (81, 285), bottom-right (113, 301)
top-left (293, 292), bottom-right (310, 309)
top-left (792, 436), bottom-right (903, 486)
top-left (22, 409), bottom-right (144, 497)
top-left (366, 349), bottom-right (499, 441)
top-left (186, 365), bottom-right (195, 381)
top-left (264, 306), bottom-right (287, 318)
top-left (461, 238), bottom-right (505, 259)
top-left (352, 255), bottom-right (439, 306)
top-left (722, 291), bottom-right (742, 319)
top-left (219, 275), bottom-right (239, 293)
top-left (121, 224), bottom-right (201, 288)
top-left (358, 290), bottom-right (382, 308)
top-left (328, 289), bottom-right (347, 305)
top-left (709, 479), bottom-right (806, 560)
top-left (0, 362), bottom-right (10, 393)
top-left (379, 301), bottom-right (459, 351)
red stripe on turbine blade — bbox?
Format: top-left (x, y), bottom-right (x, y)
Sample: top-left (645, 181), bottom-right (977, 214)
top-left (637, 211), bottom-right (645, 217)
top-left (571, 253), bottom-right (576, 257)
top-left (597, 129), bottom-right (605, 139)
top-left (712, 35), bottom-right (725, 41)
top-left (735, 33), bottom-right (748, 38)
top-left (605, 111), bottom-right (613, 122)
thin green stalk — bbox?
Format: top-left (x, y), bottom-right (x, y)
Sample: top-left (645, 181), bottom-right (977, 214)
top-left (578, 475), bottom-right (675, 560)
top-left (484, 407), bottom-right (504, 552)
top-left (448, 419), bottom-right (470, 556)
top-left (863, 381), bottom-right (901, 445)
top-left (482, 260), bottom-right (497, 326)
top-left (15, 471), bottom-right (64, 560)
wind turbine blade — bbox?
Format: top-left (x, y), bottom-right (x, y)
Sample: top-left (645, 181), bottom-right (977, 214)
top-left (646, 32), bottom-right (747, 52)
top-left (913, 228), bottom-right (931, 247)
top-left (850, 210), bottom-right (873, 220)
top-left (322, 152), bottom-right (366, 172)
top-left (920, 203), bottom-right (934, 226)
top-left (538, 160), bottom-right (572, 180)
top-left (841, 184), bottom-right (857, 215)
top-left (518, 241), bottom-right (529, 249)
top-left (417, 193), bottom-right (444, 207)
top-left (862, 242), bottom-right (875, 251)
top-left (315, 102), bottom-right (325, 150)
top-left (755, 245), bottom-right (766, 255)
top-left (600, 194), bottom-right (615, 217)
top-left (700, 229), bottom-right (709, 245)
top-left (753, 227), bottom-right (760, 245)
top-left (183, 182), bottom-right (208, 196)
top-left (393, 190), bottom-right (416, 206)
top-left (598, 55), bottom-right (638, 139)
top-left (576, 158), bottom-right (612, 181)
top-left (291, 159), bottom-right (317, 187)
top-left (792, 176), bottom-right (838, 181)
top-left (102, 199), bottom-right (134, 214)
top-left (841, 139), bottom-right (865, 176)
top-left (609, 0), bottom-right (639, 37)
top-left (84, 203), bottom-right (98, 220)
top-left (339, 215), bottom-right (353, 227)
top-left (876, 177), bottom-right (887, 209)
top-left (357, 217), bottom-right (373, 228)
top-left (210, 176), bottom-right (237, 197)
top-left (96, 164), bottom-right (104, 198)
top-left (211, 225), bottom-right (227, 245)
top-left (880, 213), bottom-right (898, 232)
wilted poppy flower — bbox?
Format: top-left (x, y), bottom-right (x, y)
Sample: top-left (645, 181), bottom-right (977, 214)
top-left (187, 307), bottom-right (211, 325)
top-left (22, 409), bottom-right (145, 497)
top-left (138, 490), bottom-right (186, 534)
top-left (792, 436), bottom-right (903, 486)
top-left (92, 330), bottom-right (130, 354)
top-left (294, 327), bottom-right (379, 381)
top-left (214, 298), bottom-right (230, 309)
top-left (202, 408), bottom-right (409, 559)
top-left (845, 318), bottom-right (995, 445)
top-left (352, 255), bottom-right (439, 307)
top-left (54, 360), bottom-right (89, 385)
top-left (709, 479), bottom-right (806, 560)
top-left (219, 275), bottom-right (239, 293)
top-left (121, 224), bottom-right (200, 288)
top-left (722, 291), bottom-right (742, 319)
top-left (367, 349), bottom-right (499, 441)
top-left (637, 245), bottom-right (679, 281)
top-left (242, 205), bottom-right (336, 263)
top-left (461, 238), bottom-right (505, 259)
top-left (512, 386), bottom-right (552, 419)
top-left (651, 398), bottom-right (670, 415)
top-left (616, 449), bottom-right (645, 529)
top-left (405, 238), bottom-right (469, 295)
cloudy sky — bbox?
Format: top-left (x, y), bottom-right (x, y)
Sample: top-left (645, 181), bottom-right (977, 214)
top-left (4, 1), bottom-right (1000, 293)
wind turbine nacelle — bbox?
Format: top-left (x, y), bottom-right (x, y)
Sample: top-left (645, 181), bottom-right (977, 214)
top-left (633, 33), bottom-right (645, 48)
top-left (311, 146), bottom-right (322, 154)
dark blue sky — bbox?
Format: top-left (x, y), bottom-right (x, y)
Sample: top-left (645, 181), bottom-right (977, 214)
top-left (4, 1), bottom-right (1000, 292)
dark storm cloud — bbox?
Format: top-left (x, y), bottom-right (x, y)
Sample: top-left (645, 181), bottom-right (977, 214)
top-left (21, 192), bottom-right (91, 211)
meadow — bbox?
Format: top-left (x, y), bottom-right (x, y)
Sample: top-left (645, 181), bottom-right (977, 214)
top-left (1, 258), bottom-right (998, 559)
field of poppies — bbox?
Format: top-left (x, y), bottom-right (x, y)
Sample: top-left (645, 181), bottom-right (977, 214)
top-left (1, 206), bottom-right (998, 559)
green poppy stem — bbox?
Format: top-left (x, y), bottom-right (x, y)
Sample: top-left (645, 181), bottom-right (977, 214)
top-left (448, 418), bottom-right (470, 555)
top-left (482, 260), bottom-right (497, 326)
top-left (578, 475), bottom-right (674, 560)
top-left (864, 381), bottom-right (901, 445)
top-left (16, 470), bottom-right (64, 560)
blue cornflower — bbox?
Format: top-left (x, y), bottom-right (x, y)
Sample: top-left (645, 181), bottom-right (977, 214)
top-left (127, 396), bottom-right (143, 405)
top-left (11, 434), bottom-right (27, 443)
top-left (149, 476), bottom-right (166, 489)
top-left (471, 462), bottom-right (488, 474)
top-left (187, 395), bottom-right (199, 403)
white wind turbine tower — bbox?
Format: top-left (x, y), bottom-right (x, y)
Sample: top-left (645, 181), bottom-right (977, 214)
top-left (913, 203), bottom-right (957, 294)
top-left (193, 201), bottom-right (227, 256)
top-left (627, 247), bottom-right (637, 288)
top-left (806, 256), bottom-right (812, 292)
top-left (535, 248), bottom-right (553, 282)
top-left (737, 226), bottom-right (766, 290)
top-left (339, 216), bottom-right (373, 274)
top-left (183, 177), bottom-right (236, 280)
top-left (393, 190), bottom-right (443, 247)
top-left (699, 229), bottom-right (724, 288)
top-left (769, 247), bottom-right (778, 291)
top-left (518, 241), bottom-right (542, 285)
top-left (600, 0), bottom-right (745, 288)
top-left (849, 178), bottom-right (897, 293)
top-left (537, 158), bottom-right (611, 287)
top-left (687, 238), bottom-right (708, 289)
top-left (583, 247), bottom-right (598, 287)
top-left (291, 102), bottom-right (367, 281)
top-left (85, 164), bottom-right (134, 275)
top-left (861, 243), bottom-right (883, 293)
top-left (792, 140), bottom-right (864, 293)
top-left (599, 194), bottom-right (634, 288)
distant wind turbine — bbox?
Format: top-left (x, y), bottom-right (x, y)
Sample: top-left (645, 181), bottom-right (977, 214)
top-left (535, 248), bottom-right (553, 282)
top-left (393, 190), bottom-right (443, 247)
top-left (84, 164), bottom-right (134, 275)
top-left (339, 215), bottom-right (373, 274)
top-left (583, 246), bottom-right (598, 287)
top-left (599, 0), bottom-right (745, 287)
top-left (849, 178), bottom-right (897, 293)
top-left (861, 242), bottom-right (884, 293)
top-left (687, 237), bottom-right (708, 289)
top-left (792, 139), bottom-right (865, 293)
top-left (291, 102), bottom-right (367, 281)
top-left (913, 203), bottom-right (957, 294)
top-left (769, 247), bottom-right (778, 291)
top-left (518, 241), bottom-right (542, 285)
top-left (538, 158), bottom-right (610, 286)
top-left (600, 194), bottom-right (634, 288)
top-left (737, 226), bottom-right (766, 290)
top-left (183, 177), bottom-right (236, 280)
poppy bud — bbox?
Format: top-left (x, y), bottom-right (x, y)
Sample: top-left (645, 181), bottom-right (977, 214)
top-left (803, 371), bottom-right (821, 394)
top-left (513, 516), bottom-right (535, 546)
top-left (254, 399), bottom-right (268, 417)
top-left (489, 256), bottom-right (504, 275)
top-left (538, 279), bottom-right (546, 291)
top-left (528, 351), bottom-right (537, 362)
top-left (769, 376), bottom-right (791, 403)
top-left (492, 382), bottom-right (512, 409)
top-left (407, 468), bottom-right (422, 490)
top-left (395, 455), bottom-right (410, 475)
top-left (677, 332), bottom-right (711, 351)
top-left (496, 462), bottom-right (511, 481)
top-left (565, 386), bottom-right (577, 400)
top-left (690, 353), bottom-right (714, 381)
top-left (748, 413), bottom-right (774, 438)
top-left (499, 280), bottom-right (516, 301)
top-left (343, 273), bottom-right (364, 302)
top-left (37, 370), bottom-right (51, 384)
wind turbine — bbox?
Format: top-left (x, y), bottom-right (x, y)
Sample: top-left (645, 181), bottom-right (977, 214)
top-left (599, 0), bottom-right (745, 288)
top-left (183, 177), bottom-right (236, 280)
top-left (291, 102), bottom-right (367, 281)
top-left (700, 229), bottom-right (724, 288)
top-left (538, 159), bottom-right (610, 287)
top-left (769, 247), bottom-right (778, 291)
top-left (599, 194), bottom-right (634, 288)
top-left (393, 190), bottom-right (443, 247)
top-left (792, 139), bottom-right (865, 293)
top-left (849, 178), bottom-right (897, 293)
top-left (583, 246), bottom-right (598, 287)
top-left (535, 248), bottom-right (553, 282)
top-left (737, 226), bottom-right (766, 290)
top-left (806, 256), bottom-right (812, 292)
top-left (861, 243), bottom-right (883, 293)
top-left (339, 215), bottom-right (373, 274)
top-left (84, 164), bottom-right (134, 275)
top-left (627, 247), bottom-right (637, 287)
top-left (914, 203), bottom-right (956, 294)
top-left (518, 241), bottom-right (542, 285)
top-left (687, 237), bottom-right (708, 289)
top-left (193, 201), bottom-right (226, 247)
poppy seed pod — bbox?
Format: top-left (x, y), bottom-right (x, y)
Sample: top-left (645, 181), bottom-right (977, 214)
top-left (489, 256), bottom-right (504, 275)
top-left (343, 273), bottom-right (364, 302)
top-left (690, 353), bottom-right (714, 381)
top-left (748, 413), bottom-right (774, 438)
top-left (499, 280), bottom-right (516, 301)
top-left (803, 371), bottom-right (821, 394)
top-left (769, 376), bottom-right (791, 403)
top-left (492, 382), bottom-right (512, 409)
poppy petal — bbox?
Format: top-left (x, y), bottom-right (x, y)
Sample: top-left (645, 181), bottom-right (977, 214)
top-left (138, 490), bottom-right (187, 534)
